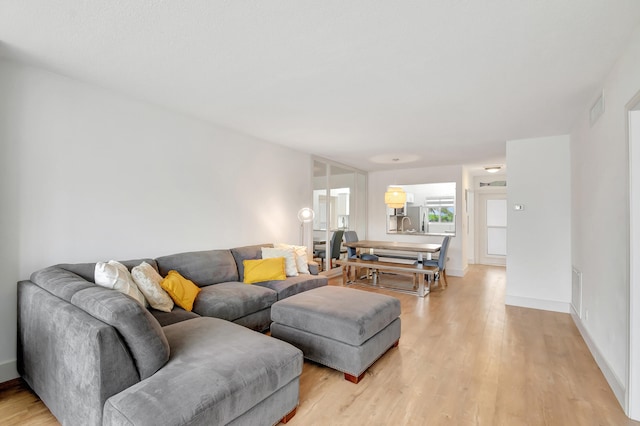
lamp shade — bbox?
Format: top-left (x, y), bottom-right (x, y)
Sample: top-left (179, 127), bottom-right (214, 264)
top-left (385, 186), bottom-right (406, 208)
top-left (297, 207), bottom-right (315, 223)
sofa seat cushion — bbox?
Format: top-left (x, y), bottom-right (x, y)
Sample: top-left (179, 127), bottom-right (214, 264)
top-left (150, 306), bottom-right (200, 327)
top-left (103, 317), bottom-right (303, 426)
top-left (255, 274), bottom-right (328, 300)
top-left (192, 282), bottom-right (277, 322)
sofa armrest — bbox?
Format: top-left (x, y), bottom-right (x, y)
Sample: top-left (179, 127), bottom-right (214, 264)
top-left (18, 280), bottom-right (139, 425)
top-left (308, 260), bottom-right (320, 275)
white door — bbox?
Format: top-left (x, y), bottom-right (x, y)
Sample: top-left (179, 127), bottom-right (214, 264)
top-left (477, 193), bottom-right (507, 266)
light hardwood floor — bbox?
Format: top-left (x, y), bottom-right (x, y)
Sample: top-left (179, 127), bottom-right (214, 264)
top-left (1, 265), bottom-right (637, 425)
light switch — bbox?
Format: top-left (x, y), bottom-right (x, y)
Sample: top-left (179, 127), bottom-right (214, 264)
top-left (514, 204), bottom-right (524, 211)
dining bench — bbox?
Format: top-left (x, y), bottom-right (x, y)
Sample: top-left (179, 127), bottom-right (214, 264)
top-left (339, 258), bottom-right (438, 297)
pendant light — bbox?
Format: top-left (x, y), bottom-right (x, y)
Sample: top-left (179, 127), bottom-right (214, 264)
top-left (384, 186), bottom-right (407, 208)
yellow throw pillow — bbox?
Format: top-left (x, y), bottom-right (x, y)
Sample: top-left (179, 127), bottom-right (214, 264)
top-left (243, 258), bottom-right (286, 284)
top-left (160, 270), bottom-right (201, 311)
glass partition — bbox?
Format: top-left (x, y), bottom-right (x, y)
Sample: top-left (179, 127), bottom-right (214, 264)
top-left (312, 158), bottom-right (367, 269)
top-left (386, 182), bottom-right (456, 236)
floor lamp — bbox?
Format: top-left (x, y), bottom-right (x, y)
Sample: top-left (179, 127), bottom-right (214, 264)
top-left (297, 207), bottom-right (315, 247)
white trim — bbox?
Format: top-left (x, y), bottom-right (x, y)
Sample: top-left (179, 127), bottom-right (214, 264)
top-left (446, 267), bottom-right (466, 277)
top-left (571, 311), bottom-right (627, 408)
top-left (504, 295), bottom-right (570, 313)
top-left (0, 359), bottom-right (18, 384)
top-left (570, 303), bottom-right (580, 318)
top-left (477, 258), bottom-right (507, 267)
top-left (627, 98), bottom-right (640, 420)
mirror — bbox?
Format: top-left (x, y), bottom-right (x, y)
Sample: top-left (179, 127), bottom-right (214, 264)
top-left (312, 160), bottom-right (367, 237)
top-left (313, 188), bottom-right (350, 231)
top-left (386, 182), bottom-right (456, 236)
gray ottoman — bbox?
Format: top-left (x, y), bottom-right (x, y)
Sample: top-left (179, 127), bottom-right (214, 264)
top-left (270, 286), bottom-right (401, 384)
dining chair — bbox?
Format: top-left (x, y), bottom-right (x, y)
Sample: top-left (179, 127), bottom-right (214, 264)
top-left (314, 230), bottom-right (345, 271)
top-left (343, 231), bottom-right (379, 261)
top-left (422, 235), bottom-right (450, 287)
top-left (344, 230), bottom-right (379, 281)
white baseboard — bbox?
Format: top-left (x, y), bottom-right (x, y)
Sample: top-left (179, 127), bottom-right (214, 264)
top-left (570, 311), bottom-right (626, 409)
top-left (0, 359), bottom-right (18, 384)
top-left (505, 295), bottom-right (570, 313)
top-left (447, 267), bottom-right (466, 277)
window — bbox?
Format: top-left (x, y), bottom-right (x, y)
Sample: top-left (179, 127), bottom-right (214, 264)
top-left (386, 182), bottom-right (456, 235)
top-left (426, 197), bottom-right (455, 223)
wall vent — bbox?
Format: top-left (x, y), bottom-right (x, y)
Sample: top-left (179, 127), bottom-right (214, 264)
top-left (571, 267), bottom-right (582, 318)
top-left (590, 91), bottom-right (605, 126)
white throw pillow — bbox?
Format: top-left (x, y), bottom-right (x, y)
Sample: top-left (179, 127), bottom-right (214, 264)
top-left (261, 247), bottom-right (298, 277)
top-left (275, 243), bottom-right (310, 274)
top-left (94, 260), bottom-right (147, 307)
top-left (292, 246), bottom-right (310, 274)
top-left (131, 261), bottom-right (174, 312)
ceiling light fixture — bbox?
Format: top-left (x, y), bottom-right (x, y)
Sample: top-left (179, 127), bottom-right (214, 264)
top-left (484, 166), bottom-right (502, 173)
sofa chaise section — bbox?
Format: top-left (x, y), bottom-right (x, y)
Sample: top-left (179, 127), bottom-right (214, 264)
top-left (103, 317), bottom-right (302, 426)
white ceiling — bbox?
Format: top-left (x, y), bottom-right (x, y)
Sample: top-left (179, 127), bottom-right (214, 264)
top-left (1, 1), bottom-right (639, 171)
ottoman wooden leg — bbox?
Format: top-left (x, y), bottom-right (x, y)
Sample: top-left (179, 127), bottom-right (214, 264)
top-left (281, 407), bottom-right (297, 423)
top-left (344, 371), bottom-right (366, 384)
top-left (344, 340), bottom-right (399, 384)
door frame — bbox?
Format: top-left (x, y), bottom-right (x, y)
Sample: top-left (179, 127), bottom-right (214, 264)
top-left (626, 92), bottom-right (640, 420)
top-left (475, 191), bottom-right (507, 266)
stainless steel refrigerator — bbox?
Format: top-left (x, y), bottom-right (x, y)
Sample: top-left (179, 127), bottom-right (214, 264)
top-left (406, 204), bottom-right (428, 233)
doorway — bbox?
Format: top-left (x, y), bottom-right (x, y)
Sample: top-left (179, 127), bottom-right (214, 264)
top-left (476, 193), bottom-right (507, 266)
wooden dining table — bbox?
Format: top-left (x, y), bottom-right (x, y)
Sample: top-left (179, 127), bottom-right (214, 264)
top-left (343, 240), bottom-right (441, 262)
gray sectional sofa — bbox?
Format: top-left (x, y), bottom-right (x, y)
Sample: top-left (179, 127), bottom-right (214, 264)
top-left (17, 244), bottom-right (328, 426)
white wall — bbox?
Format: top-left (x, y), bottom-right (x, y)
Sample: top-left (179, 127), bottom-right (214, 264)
top-left (506, 135), bottom-right (571, 313)
top-left (570, 25), bottom-right (640, 412)
top-left (0, 59), bottom-right (312, 382)
top-left (367, 165), bottom-right (467, 276)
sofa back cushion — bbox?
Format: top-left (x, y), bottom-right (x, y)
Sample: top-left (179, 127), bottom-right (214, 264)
top-left (230, 244), bottom-right (273, 282)
top-left (55, 259), bottom-right (159, 283)
top-left (155, 249), bottom-right (238, 286)
top-left (30, 266), bottom-right (96, 302)
top-left (71, 286), bottom-right (170, 380)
